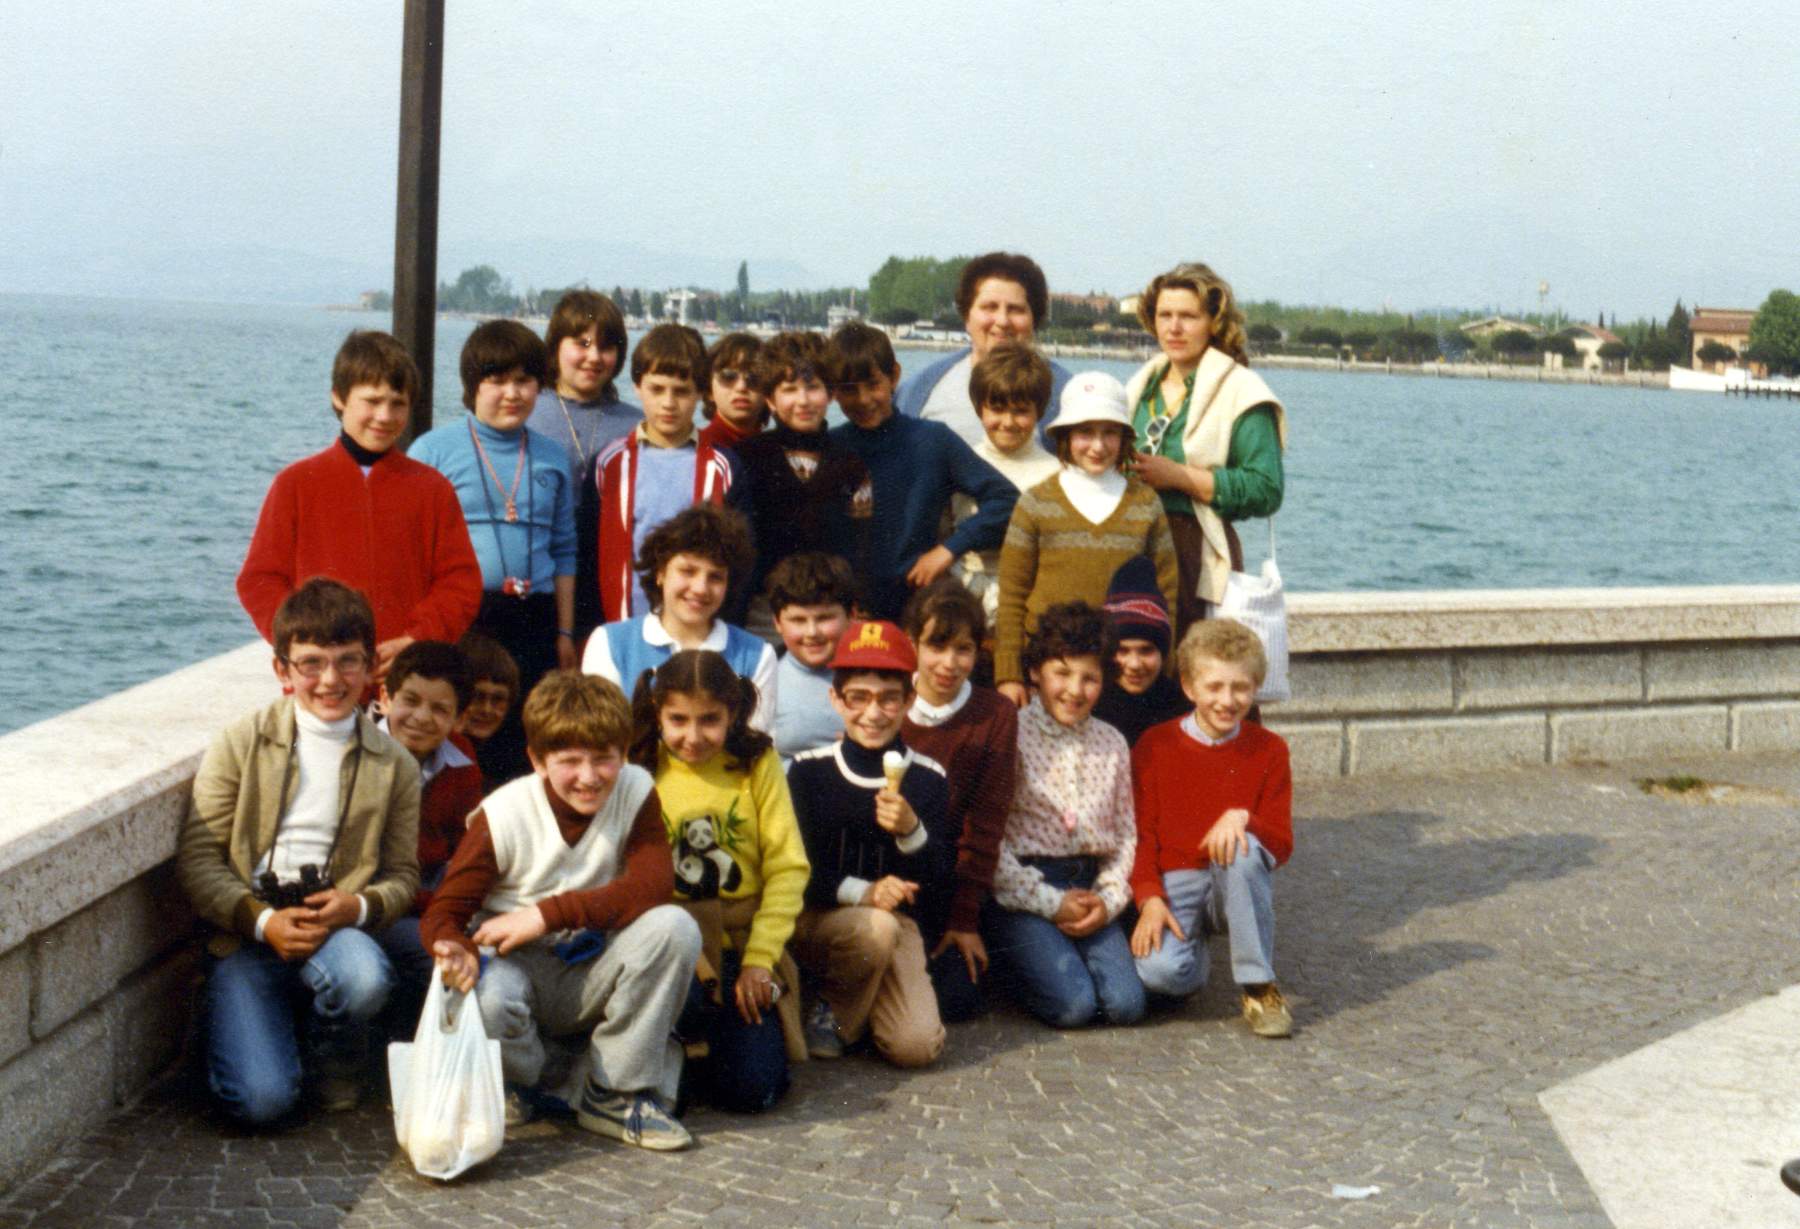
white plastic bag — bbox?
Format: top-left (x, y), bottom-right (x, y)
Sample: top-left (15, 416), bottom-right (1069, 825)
top-left (388, 975), bottom-right (505, 1180)
top-left (1215, 521), bottom-right (1290, 703)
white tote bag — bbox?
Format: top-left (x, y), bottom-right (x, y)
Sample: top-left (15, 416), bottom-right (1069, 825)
top-left (388, 975), bottom-right (506, 1180)
top-left (1214, 520), bottom-right (1290, 703)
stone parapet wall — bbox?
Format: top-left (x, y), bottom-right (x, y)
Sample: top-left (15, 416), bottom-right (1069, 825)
top-left (2, 587), bottom-right (1797, 1189)
top-left (0, 644), bottom-right (272, 1191)
top-left (1265, 587), bottom-right (1800, 779)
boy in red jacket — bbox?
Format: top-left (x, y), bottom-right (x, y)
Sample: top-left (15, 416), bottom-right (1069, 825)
top-left (237, 331), bottom-right (482, 683)
top-left (1128, 619), bottom-right (1293, 1037)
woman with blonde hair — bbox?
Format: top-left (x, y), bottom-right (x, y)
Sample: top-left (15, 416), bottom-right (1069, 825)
top-left (1124, 264), bottom-right (1287, 636)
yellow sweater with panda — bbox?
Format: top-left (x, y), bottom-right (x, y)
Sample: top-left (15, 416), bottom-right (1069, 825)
top-left (654, 745), bottom-right (810, 970)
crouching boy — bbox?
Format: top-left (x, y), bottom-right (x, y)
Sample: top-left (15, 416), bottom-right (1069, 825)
top-left (787, 621), bottom-right (951, 1068)
top-left (422, 671), bottom-right (701, 1150)
top-left (177, 578), bottom-right (421, 1125)
top-left (1129, 619), bottom-right (1294, 1037)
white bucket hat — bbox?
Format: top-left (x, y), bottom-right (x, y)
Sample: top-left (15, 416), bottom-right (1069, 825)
top-left (1048, 371), bottom-right (1132, 434)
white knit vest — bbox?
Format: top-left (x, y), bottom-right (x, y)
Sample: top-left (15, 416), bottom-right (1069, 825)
top-left (477, 766), bottom-right (655, 936)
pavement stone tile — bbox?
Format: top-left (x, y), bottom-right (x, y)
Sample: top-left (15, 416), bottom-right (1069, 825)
top-left (5, 751), bottom-right (1800, 1226)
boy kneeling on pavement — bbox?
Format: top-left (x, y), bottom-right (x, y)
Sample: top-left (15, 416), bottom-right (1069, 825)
top-left (178, 578), bottom-right (420, 1125)
top-left (421, 671), bottom-right (701, 1150)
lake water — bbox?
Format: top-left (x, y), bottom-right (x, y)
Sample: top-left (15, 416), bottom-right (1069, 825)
top-left (4, 292), bottom-right (1798, 735)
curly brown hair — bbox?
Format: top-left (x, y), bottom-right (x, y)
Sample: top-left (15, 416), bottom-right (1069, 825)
top-left (1021, 601), bottom-right (1108, 676)
top-left (955, 252), bottom-right (1049, 327)
top-left (632, 504), bottom-right (755, 615)
top-left (1135, 262), bottom-right (1250, 367)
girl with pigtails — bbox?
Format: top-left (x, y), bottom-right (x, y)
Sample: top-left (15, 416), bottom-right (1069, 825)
top-left (629, 650), bottom-right (811, 1113)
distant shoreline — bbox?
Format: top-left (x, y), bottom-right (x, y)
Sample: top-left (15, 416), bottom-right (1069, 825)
top-left (325, 305), bottom-right (1674, 391)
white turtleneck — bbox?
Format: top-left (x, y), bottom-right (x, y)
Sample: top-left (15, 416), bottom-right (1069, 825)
top-left (1057, 466), bottom-right (1127, 525)
top-left (254, 707), bottom-right (361, 940)
top-left (1181, 713), bottom-right (1241, 746)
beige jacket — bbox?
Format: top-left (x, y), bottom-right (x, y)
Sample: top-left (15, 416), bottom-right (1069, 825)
top-left (177, 695), bottom-right (421, 939)
top-left (1124, 347), bottom-right (1287, 603)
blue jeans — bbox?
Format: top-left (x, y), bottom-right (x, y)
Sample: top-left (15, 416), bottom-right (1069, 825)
top-left (203, 927), bottom-right (394, 1125)
top-left (678, 949), bottom-right (789, 1114)
top-left (375, 916), bottom-right (435, 1039)
top-left (987, 857), bottom-right (1145, 1029)
top-left (1134, 835), bottom-right (1277, 997)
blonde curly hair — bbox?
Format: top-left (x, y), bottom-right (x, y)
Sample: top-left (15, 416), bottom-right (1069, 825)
top-left (1135, 263), bottom-right (1250, 367)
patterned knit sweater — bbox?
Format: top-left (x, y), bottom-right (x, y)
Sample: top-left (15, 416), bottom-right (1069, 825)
top-left (993, 474), bottom-right (1179, 684)
top-left (992, 700), bottom-right (1137, 921)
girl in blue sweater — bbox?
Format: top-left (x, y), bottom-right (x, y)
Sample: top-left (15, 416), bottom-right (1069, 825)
top-left (582, 504), bottom-right (778, 731)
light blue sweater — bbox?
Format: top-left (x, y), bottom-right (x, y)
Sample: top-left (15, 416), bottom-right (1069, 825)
top-left (409, 415), bottom-right (577, 594)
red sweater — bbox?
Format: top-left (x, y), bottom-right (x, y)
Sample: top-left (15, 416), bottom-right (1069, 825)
top-left (1129, 719), bottom-right (1293, 905)
top-left (901, 687), bottom-right (1018, 932)
top-left (697, 415), bottom-right (759, 451)
top-left (418, 782), bottom-right (673, 959)
top-left (237, 441), bottom-right (483, 647)
top-left (413, 734), bottom-right (485, 914)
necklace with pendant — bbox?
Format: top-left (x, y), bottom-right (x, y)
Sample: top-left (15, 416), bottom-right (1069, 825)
top-left (468, 419), bottom-right (525, 523)
top-left (554, 392), bottom-right (592, 471)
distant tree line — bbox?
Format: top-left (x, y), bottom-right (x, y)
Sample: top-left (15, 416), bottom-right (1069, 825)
top-left (421, 259), bottom-right (1800, 376)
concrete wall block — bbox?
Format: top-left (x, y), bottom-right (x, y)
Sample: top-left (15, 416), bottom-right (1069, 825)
top-left (0, 777), bottom-right (192, 958)
top-left (1348, 715), bottom-right (1547, 777)
top-left (0, 1010), bottom-right (113, 1193)
top-left (1550, 705), bottom-right (1730, 764)
top-left (29, 865), bottom-right (191, 1039)
top-left (0, 945), bottom-right (28, 1067)
top-left (1730, 701), bottom-right (1800, 754)
top-left (109, 946), bottom-right (200, 1104)
top-left (1455, 648), bottom-right (1642, 711)
top-left (1280, 652), bottom-right (1455, 718)
top-left (1260, 719), bottom-right (1345, 780)
top-left (1645, 642), bottom-right (1800, 702)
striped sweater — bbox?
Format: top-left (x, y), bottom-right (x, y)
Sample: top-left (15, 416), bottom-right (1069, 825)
top-left (993, 474), bottom-right (1179, 684)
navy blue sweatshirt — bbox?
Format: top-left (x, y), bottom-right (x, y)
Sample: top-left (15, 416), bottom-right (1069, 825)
top-left (829, 413), bottom-right (1016, 621)
top-left (786, 737), bottom-right (957, 937)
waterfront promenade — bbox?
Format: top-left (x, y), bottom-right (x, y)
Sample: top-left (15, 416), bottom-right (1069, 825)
top-left (4, 748), bottom-right (1798, 1228)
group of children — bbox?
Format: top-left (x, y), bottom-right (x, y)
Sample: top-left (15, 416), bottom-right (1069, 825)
top-left (185, 295), bottom-right (1295, 1152)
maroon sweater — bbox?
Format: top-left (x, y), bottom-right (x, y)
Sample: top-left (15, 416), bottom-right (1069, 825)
top-left (413, 734), bottom-right (485, 915)
top-left (902, 686), bottom-right (1019, 932)
top-left (419, 781), bottom-right (673, 958)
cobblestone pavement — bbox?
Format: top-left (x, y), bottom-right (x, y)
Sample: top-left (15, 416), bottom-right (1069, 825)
top-left (5, 751), bottom-right (1799, 1229)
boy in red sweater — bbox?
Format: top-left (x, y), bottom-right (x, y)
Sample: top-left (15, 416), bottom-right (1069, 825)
top-left (237, 331), bottom-right (483, 684)
top-left (1129, 619), bottom-right (1294, 1037)
top-left (372, 640), bottom-right (485, 1033)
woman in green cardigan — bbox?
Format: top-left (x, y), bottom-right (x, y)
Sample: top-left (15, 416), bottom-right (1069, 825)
top-left (1124, 263), bottom-right (1288, 638)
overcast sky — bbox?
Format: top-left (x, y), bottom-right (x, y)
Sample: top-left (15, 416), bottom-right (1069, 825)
top-left (2, 0), bottom-right (1793, 317)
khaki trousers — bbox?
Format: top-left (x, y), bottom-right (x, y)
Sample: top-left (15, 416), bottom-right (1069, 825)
top-left (791, 907), bottom-right (944, 1069)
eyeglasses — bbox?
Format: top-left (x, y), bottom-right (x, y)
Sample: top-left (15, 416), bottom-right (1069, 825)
top-left (839, 688), bottom-right (908, 712)
top-left (281, 651), bottom-right (371, 679)
top-left (715, 368), bottom-right (752, 386)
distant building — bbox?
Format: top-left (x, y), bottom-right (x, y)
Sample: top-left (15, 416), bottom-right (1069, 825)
top-left (358, 290), bottom-right (382, 310)
top-left (1688, 307), bottom-right (1757, 374)
top-left (663, 288), bottom-right (701, 325)
top-left (1561, 323), bottom-right (1626, 372)
top-left (826, 303), bottom-right (862, 329)
top-left (1459, 316), bottom-right (1544, 340)
top-left (1050, 291), bottom-right (1119, 320)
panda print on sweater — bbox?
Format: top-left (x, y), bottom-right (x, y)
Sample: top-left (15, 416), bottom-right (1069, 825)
top-left (671, 812), bottom-right (744, 901)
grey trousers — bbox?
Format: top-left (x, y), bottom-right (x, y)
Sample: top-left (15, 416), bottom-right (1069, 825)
top-left (475, 904), bottom-right (700, 1104)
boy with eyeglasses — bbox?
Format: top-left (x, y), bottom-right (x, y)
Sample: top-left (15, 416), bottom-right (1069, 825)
top-left (177, 579), bottom-right (421, 1125)
top-left (785, 620), bottom-right (950, 1068)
